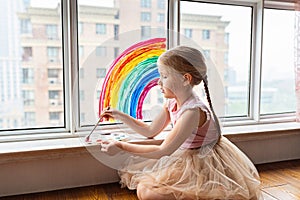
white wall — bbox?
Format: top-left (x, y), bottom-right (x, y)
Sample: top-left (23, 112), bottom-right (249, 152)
top-left (0, 147), bottom-right (119, 197)
top-left (1, 129), bottom-right (300, 197)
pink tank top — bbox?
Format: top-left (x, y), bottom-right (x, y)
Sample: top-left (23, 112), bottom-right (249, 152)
top-left (167, 94), bottom-right (220, 149)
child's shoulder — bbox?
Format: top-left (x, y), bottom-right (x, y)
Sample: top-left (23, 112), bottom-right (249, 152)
top-left (179, 96), bottom-right (209, 115)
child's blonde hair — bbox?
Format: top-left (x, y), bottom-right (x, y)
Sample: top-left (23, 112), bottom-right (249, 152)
top-left (158, 46), bottom-right (222, 136)
top-left (158, 46), bottom-right (207, 86)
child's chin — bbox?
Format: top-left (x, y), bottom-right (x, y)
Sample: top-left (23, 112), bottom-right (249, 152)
top-left (163, 94), bottom-right (172, 98)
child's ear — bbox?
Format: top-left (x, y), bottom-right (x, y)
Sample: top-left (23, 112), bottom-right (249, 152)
top-left (183, 73), bottom-right (192, 86)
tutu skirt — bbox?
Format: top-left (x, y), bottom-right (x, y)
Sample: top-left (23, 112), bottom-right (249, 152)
top-left (118, 136), bottom-right (262, 200)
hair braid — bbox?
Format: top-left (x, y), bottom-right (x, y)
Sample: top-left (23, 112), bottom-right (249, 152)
top-left (203, 81), bottom-right (222, 136)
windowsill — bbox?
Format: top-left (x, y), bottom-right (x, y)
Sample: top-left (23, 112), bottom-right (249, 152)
top-left (223, 121), bottom-right (300, 142)
top-left (223, 121), bottom-right (300, 135)
top-left (1, 121), bottom-right (300, 163)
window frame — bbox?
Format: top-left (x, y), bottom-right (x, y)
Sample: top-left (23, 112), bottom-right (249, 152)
top-left (0, 0), bottom-right (297, 141)
top-left (178, 0), bottom-right (296, 127)
top-left (0, 0), bottom-right (67, 138)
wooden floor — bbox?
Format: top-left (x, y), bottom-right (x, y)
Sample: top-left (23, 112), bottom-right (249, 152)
top-left (1, 159), bottom-right (300, 200)
top-left (258, 159), bottom-right (300, 200)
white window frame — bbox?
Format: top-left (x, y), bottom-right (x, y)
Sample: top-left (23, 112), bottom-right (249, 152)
top-left (0, 0), bottom-right (297, 142)
top-left (177, 0), bottom-right (296, 127)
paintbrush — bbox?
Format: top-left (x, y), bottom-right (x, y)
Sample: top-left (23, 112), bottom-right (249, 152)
top-left (85, 106), bottom-right (110, 143)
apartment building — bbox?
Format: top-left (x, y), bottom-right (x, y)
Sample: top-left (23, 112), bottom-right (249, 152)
top-left (15, 0), bottom-right (229, 128)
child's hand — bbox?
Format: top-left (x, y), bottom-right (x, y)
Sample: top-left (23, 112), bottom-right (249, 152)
top-left (100, 106), bottom-right (112, 121)
top-left (100, 107), bottom-right (123, 121)
top-left (100, 140), bottom-right (122, 156)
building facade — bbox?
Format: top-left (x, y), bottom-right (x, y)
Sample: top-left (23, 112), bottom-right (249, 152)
top-left (14, 0), bottom-right (229, 128)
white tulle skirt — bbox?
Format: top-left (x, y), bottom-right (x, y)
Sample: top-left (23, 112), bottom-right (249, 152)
top-left (118, 136), bottom-right (262, 200)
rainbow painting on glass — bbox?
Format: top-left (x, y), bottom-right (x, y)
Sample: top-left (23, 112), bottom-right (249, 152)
top-left (99, 38), bottom-right (166, 119)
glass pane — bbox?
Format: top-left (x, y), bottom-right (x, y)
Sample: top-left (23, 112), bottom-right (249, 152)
top-left (78, 0), bottom-right (168, 126)
top-left (180, 1), bottom-right (252, 118)
top-left (261, 9), bottom-right (295, 115)
top-left (0, 0), bottom-right (64, 131)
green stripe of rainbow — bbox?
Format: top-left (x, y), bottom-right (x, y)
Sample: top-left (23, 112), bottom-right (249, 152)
top-left (99, 38), bottom-right (166, 119)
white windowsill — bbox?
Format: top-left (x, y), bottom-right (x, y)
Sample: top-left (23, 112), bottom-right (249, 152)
top-left (223, 121), bottom-right (300, 135)
top-left (0, 121), bottom-right (300, 163)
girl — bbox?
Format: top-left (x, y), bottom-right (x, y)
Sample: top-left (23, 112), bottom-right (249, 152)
top-left (100, 46), bottom-right (262, 200)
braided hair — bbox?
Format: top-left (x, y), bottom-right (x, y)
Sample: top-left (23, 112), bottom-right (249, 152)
top-left (203, 79), bottom-right (222, 136)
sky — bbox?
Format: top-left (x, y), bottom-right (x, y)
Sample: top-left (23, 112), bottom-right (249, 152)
top-left (181, 1), bottom-right (295, 82)
top-left (31, 0), bottom-right (113, 8)
top-left (181, 2), bottom-right (252, 81)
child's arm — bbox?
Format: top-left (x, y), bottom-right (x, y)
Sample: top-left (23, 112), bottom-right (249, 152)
top-left (101, 108), bottom-right (202, 159)
top-left (101, 104), bottom-right (170, 138)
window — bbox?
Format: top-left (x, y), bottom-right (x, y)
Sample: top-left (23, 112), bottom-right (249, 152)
top-left (79, 45), bottom-right (84, 57)
top-left (0, 0), bottom-right (296, 140)
top-left (22, 90), bottom-right (35, 106)
top-left (22, 68), bottom-right (34, 84)
top-left (157, 13), bottom-right (165, 23)
top-left (46, 24), bottom-right (58, 40)
top-left (78, 0), bottom-right (167, 127)
top-left (224, 33), bottom-right (229, 44)
top-left (48, 69), bottom-right (60, 84)
top-left (47, 47), bottom-right (59, 63)
top-left (141, 25), bottom-right (151, 38)
top-left (22, 47), bottom-right (32, 61)
top-left (80, 90), bottom-right (85, 101)
top-left (96, 23), bottom-right (106, 35)
top-left (114, 47), bottom-right (119, 59)
top-left (0, 0), bottom-right (64, 131)
top-left (78, 22), bottom-right (83, 35)
top-left (202, 29), bottom-right (210, 40)
top-left (181, 1), bottom-right (252, 118)
top-left (141, 0), bottom-right (151, 8)
top-left (184, 28), bottom-right (192, 38)
top-left (261, 8), bottom-right (295, 115)
top-left (157, 0), bottom-right (165, 9)
top-left (20, 19), bottom-right (32, 34)
top-left (114, 25), bottom-right (119, 40)
top-left (48, 69), bottom-right (59, 78)
top-left (96, 68), bottom-right (106, 78)
top-left (49, 112), bottom-right (60, 120)
top-left (141, 12), bottom-right (151, 22)
top-left (49, 90), bottom-right (60, 99)
top-left (224, 52), bottom-right (229, 65)
top-left (24, 112), bottom-right (35, 126)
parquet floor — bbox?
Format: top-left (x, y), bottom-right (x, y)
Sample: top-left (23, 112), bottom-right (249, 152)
top-left (1, 159), bottom-right (300, 200)
top-left (258, 159), bottom-right (300, 200)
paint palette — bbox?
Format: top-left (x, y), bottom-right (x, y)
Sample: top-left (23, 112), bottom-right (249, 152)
top-left (106, 132), bottom-right (130, 142)
top-left (85, 132), bottom-right (130, 144)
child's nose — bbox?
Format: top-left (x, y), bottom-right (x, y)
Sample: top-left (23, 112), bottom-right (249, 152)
top-left (157, 79), bottom-right (162, 85)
